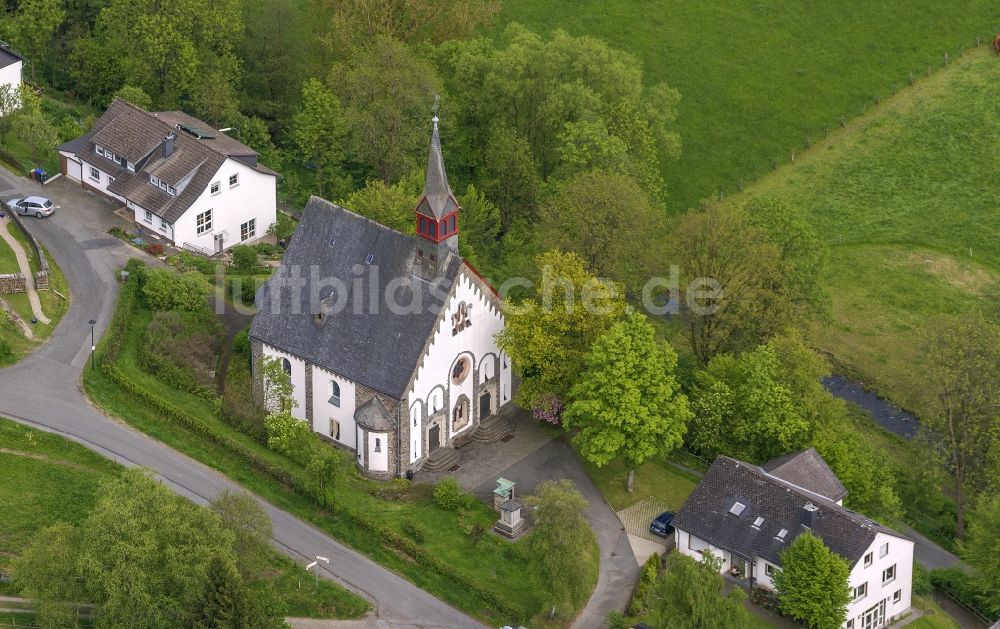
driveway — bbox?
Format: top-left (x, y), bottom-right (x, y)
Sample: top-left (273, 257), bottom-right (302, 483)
top-left (472, 439), bottom-right (639, 628)
top-left (0, 168), bottom-right (485, 629)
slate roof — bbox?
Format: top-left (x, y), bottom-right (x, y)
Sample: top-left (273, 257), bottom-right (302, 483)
top-left (354, 397), bottom-right (395, 431)
top-left (673, 455), bottom-right (908, 568)
top-left (249, 197), bottom-right (463, 400)
top-left (64, 99), bottom-right (275, 223)
top-left (0, 45), bottom-right (24, 70)
top-left (763, 448), bottom-right (849, 502)
top-left (416, 118), bottom-right (459, 219)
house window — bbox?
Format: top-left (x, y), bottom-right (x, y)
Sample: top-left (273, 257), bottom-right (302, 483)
top-left (159, 180), bottom-right (168, 192)
top-left (893, 589), bottom-right (901, 604)
top-left (329, 380), bottom-right (340, 407)
top-left (167, 185), bottom-right (176, 196)
top-left (374, 438), bottom-right (381, 453)
top-left (852, 582), bottom-right (867, 601)
top-left (211, 181), bottom-right (220, 195)
top-left (330, 420), bottom-right (340, 441)
top-left (863, 552), bottom-right (873, 567)
top-left (229, 173), bottom-right (239, 187)
top-left (764, 563), bottom-right (777, 578)
top-left (847, 621), bottom-right (854, 629)
top-left (160, 218), bottom-right (168, 230)
top-left (143, 209), bottom-right (152, 223)
top-left (150, 175), bottom-right (159, 187)
top-left (880, 542), bottom-right (889, 558)
top-left (240, 219), bottom-right (256, 242)
top-left (108, 176), bottom-right (115, 184)
top-left (96, 146), bottom-right (104, 157)
top-left (882, 564), bottom-right (896, 585)
top-left (196, 209), bottom-right (213, 235)
top-left (281, 358), bottom-right (291, 375)
top-left (89, 166), bottom-right (100, 181)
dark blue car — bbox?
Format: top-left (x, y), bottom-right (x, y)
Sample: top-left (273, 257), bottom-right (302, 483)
top-left (649, 511), bottom-right (675, 537)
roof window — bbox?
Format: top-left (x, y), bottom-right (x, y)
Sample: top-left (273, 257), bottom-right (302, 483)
top-left (729, 501), bottom-right (746, 517)
top-left (752, 517), bottom-right (764, 529)
top-left (776, 528), bottom-right (789, 542)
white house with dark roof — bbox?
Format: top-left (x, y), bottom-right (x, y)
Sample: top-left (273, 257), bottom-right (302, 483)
top-left (57, 99), bottom-right (276, 253)
top-left (673, 449), bottom-right (913, 629)
top-left (249, 116), bottom-right (513, 479)
top-left (0, 42), bottom-right (23, 109)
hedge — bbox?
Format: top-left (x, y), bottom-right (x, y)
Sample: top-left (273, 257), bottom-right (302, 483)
top-left (930, 568), bottom-right (995, 622)
top-left (100, 259), bottom-right (528, 625)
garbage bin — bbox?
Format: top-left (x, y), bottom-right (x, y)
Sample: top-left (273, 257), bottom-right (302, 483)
top-left (31, 168), bottom-right (47, 182)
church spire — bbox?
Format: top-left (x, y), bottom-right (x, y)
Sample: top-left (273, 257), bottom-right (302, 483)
top-left (415, 96), bottom-right (460, 257)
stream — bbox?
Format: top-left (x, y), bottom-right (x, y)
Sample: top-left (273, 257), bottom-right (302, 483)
top-left (822, 375), bottom-right (920, 439)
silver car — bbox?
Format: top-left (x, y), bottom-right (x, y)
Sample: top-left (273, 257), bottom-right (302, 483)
top-left (6, 196), bottom-right (57, 218)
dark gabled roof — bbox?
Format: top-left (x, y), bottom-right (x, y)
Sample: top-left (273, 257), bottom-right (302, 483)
top-left (673, 456), bottom-right (908, 568)
top-left (249, 197), bottom-right (462, 399)
top-left (763, 448), bottom-right (849, 502)
top-left (416, 118), bottom-right (459, 219)
top-left (0, 44), bottom-right (24, 70)
top-left (354, 397), bottom-right (395, 431)
top-left (65, 99), bottom-right (274, 223)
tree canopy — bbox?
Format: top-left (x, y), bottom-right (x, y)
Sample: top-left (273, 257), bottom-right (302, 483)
top-left (650, 552), bottom-right (751, 629)
top-left (772, 531), bottom-right (851, 629)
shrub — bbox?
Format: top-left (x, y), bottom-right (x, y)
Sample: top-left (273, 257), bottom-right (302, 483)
top-left (433, 477), bottom-right (463, 511)
top-left (0, 337), bottom-right (12, 361)
top-left (930, 567), bottom-right (991, 619)
top-left (145, 243), bottom-right (164, 256)
top-left (912, 561), bottom-right (932, 596)
top-left (402, 520), bottom-right (426, 544)
top-left (108, 226), bottom-right (127, 238)
top-left (230, 245), bottom-right (259, 272)
top-left (142, 269), bottom-right (210, 312)
top-left (606, 611), bottom-right (629, 629)
top-left (628, 552), bottom-right (660, 615)
top-left (232, 328), bottom-right (250, 358)
top-left (140, 310), bottom-right (222, 397)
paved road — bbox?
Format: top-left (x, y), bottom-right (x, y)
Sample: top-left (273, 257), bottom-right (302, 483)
top-left (473, 439), bottom-right (639, 628)
top-left (0, 172), bottom-right (486, 629)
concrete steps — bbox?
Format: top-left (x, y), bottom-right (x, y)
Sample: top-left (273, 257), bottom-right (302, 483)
top-left (470, 414), bottom-right (515, 444)
top-left (421, 447), bottom-right (460, 472)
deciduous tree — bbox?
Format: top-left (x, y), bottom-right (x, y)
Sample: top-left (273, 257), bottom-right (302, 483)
top-left (14, 110), bottom-right (59, 164)
top-left (7, 0), bottom-right (65, 83)
top-left (210, 490), bottom-right (273, 579)
top-left (772, 531), bottom-right (851, 629)
top-left (0, 83), bottom-right (21, 144)
top-left (564, 313), bottom-right (690, 491)
top-left (291, 78), bottom-right (349, 199)
top-left (339, 171), bottom-right (422, 234)
top-left (525, 480), bottom-right (597, 617)
top-left (496, 250), bottom-right (627, 407)
top-left (13, 523), bottom-right (84, 628)
top-left (958, 493), bottom-right (1000, 616)
top-left (112, 85), bottom-right (152, 110)
top-left (650, 552), bottom-right (751, 629)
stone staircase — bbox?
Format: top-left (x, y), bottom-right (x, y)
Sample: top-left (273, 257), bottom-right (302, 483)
top-left (470, 413), bottom-right (515, 444)
top-left (421, 447), bottom-right (460, 472)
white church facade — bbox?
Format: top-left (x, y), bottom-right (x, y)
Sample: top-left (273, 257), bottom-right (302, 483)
top-left (249, 117), bottom-right (512, 479)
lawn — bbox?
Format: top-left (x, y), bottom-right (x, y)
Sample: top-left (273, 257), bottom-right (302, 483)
top-left (0, 224), bottom-right (19, 274)
top-left (733, 47), bottom-right (1000, 420)
top-left (495, 1), bottom-right (1000, 213)
top-left (577, 447), bottom-right (700, 512)
top-left (909, 595), bottom-right (962, 629)
top-left (83, 292), bottom-right (592, 626)
top-left (0, 417), bottom-right (368, 619)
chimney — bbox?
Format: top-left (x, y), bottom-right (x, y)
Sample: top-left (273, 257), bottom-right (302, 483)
top-left (162, 133), bottom-right (176, 158)
top-left (801, 503), bottom-right (819, 528)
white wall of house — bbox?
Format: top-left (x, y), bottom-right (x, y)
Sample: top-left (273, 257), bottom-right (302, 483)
top-left (0, 61), bottom-right (21, 109)
top-left (844, 533), bottom-right (914, 628)
top-left (674, 529), bottom-right (733, 573)
top-left (172, 158), bottom-right (276, 251)
top-left (754, 556), bottom-right (781, 589)
top-left (356, 427), bottom-right (365, 468)
top-left (310, 366), bottom-right (357, 450)
top-left (367, 431), bottom-right (388, 472)
top-left (261, 344), bottom-right (307, 421)
top-left (59, 152), bottom-right (82, 180)
top-left (78, 158), bottom-right (125, 201)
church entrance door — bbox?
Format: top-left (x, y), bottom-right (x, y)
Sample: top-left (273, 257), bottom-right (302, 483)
top-left (429, 425), bottom-right (440, 452)
top-left (479, 392), bottom-right (492, 419)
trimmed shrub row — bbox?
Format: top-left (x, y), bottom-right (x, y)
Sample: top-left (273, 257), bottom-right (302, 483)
top-left (930, 568), bottom-right (995, 622)
top-left (100, 259), bottom-right (527, 625)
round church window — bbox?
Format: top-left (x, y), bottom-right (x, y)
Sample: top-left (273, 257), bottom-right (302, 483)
top-left (451, 357), bottom-right (471, 384)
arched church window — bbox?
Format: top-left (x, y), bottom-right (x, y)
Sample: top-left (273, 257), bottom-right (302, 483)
top-left (374, 438), bottom-right (381, 452)
top-left (281, 358), bottom-right (291, 375)
top-left (329, 380), bottom-right (341, 406)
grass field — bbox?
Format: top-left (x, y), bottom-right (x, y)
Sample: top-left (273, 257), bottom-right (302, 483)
top-left (495, 0), bottom-right (1000, 212)
top-left (0, 417), bottom-right (368, 619)
top-left (83, 300), bottom-right (596, 626)
top-left (577, 450), bottom-right (700, 512)
top-left (734, 47), bottom-right (1000, 418)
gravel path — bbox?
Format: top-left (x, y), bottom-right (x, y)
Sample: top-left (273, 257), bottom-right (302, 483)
top-left (0, 217), bottom-right (49, 324)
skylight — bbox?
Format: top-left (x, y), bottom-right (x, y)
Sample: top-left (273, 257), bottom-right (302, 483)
top-left (365, 254), bottom-right (374, 264)
top-left (729, 501), bottom-right (746, 517)
top-left (753, 517), bottom-right (764, 528)
top-left (776, 528), bottom-right (789, 541)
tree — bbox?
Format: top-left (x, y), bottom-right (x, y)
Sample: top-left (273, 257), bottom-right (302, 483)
top-left (210, 490), bottom-right (273, 579)
top-left (259, 356), bottom-right (294, 413)
top-left (525, 480), bottom-right (597, 616)
top-left (234, 114), bottom-right (282, 171)
top-left (771, 531), bottom-right (851, 629)
top-left (538, 169), bottom-right (667, 291)
top-left (650, 552), bottom-right (751, 629)
top-left (689, 342), bottom-right (811, 463)
top-left (478, 123), bottom-right (540, 233)
top-left (13, 523), bottom-right (85, 628)
top-left (325, 0), bottom-right (499, 47)
top-left (14, 111), bottom-right (59, 164)
top-left (496, 250), bottom-right (627, 407)
top-left (0, 83), bottom-right (21, 144)
top-left (671, 202), bottom-right (792, 364)
top-left (291, 78), bottom-right (349, 199)
top-left (339, 171), bottom-right (422, 234)
top-left (304, 448), bottom-right (347, 510)
top-left (334, 36), bottom-right (440, 184)
top-left (564, 313), bottom-right (690, 492)
top-left (456, 184), bottom-right (501, 272)
top-left (8, 0), bottom-right (65, 83)
top-left (185, 555), bottom-right (244, 628)
top-left (230, 245), bottom-right (259, 273)
top-left (958, 493), bottom-right (1000, 616)
top-left (111, 85), bottom-right (152, 110)
top-left (142, 269), bottom-right (210, 312)
top-left (76, 469), bottom-right (237, 628)
top-left (923, 311), bottom-right (1000, 538)
top-left (264, 410), bottom-right (313, 464)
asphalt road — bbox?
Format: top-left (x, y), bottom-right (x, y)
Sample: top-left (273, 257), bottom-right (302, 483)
top-left (0, 172), bottom-right (486, 629)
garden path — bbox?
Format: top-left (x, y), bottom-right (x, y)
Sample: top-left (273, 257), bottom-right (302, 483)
top-left (0, 217), bottom-right (49, 324)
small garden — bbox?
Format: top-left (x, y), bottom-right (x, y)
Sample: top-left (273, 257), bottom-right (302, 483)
top-left (83, 258), bottom-right (598, 626)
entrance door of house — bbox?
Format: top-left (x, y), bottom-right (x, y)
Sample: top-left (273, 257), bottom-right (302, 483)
top-left (861, 600), bottom-right (885, 629)
top-left (214, 233), bottom-right (224, 254)
top-left (428, 425), bottom-right (440, 452)
top-left (479, 392), bottom-right (491, 419)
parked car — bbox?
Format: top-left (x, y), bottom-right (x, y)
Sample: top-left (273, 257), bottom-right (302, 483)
top-left (6, 196), bottom-right (57, 218)
top-left (650, 511), bottom-right (675, 538)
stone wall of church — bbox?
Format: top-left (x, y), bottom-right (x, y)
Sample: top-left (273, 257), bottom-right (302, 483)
top-left (354, 383), bottom-right (400, 480)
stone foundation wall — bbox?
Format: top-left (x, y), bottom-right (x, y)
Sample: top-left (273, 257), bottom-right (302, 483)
top-left (0, 273), bottom-right (26, 295)
top-left (34, 271), bottom-right (48, 291)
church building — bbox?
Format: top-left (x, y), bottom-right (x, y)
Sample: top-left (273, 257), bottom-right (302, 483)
top-left (249, 116), bottom-right (513, 479)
